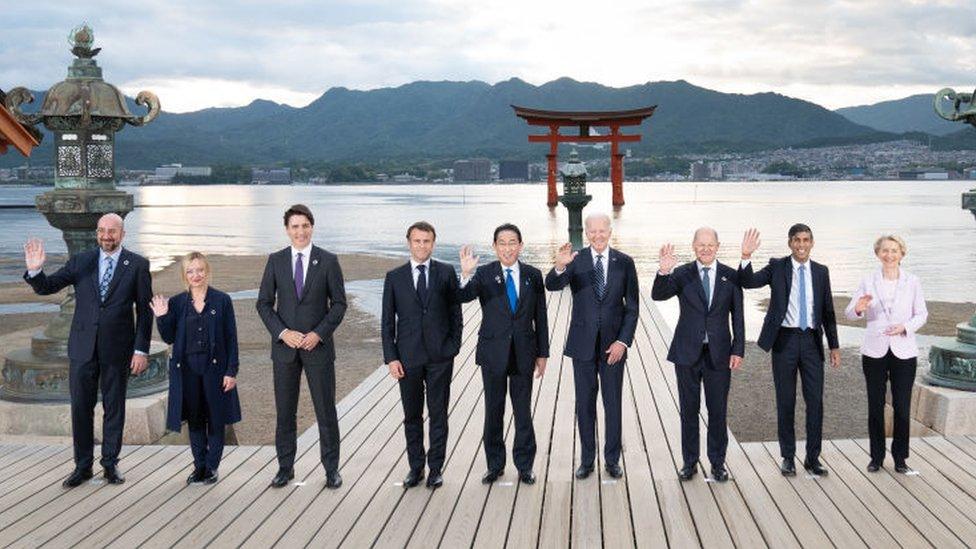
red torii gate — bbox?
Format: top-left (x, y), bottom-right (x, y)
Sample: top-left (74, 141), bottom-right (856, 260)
top-left (512, 105), bottom-right (656, 207)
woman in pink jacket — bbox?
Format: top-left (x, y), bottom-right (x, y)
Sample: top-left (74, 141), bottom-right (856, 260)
top-left (845, 235), bottom-right (927, 474)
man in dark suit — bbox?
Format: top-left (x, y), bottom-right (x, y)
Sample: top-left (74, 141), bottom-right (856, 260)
top-left (458, 223), bottom-right (549, 485)
top-left (382, 221), bottom-right (462, 489)
top-left (24, 213), bottom-right (152, 488)
top-left (545, 213), bottom-right (639, 480)
top-left (652, 228), bottom-right (744, 482)
top-left (739, 224), bottom-right (840, 477)
top-left (257, 204), bottom-right (347, 489)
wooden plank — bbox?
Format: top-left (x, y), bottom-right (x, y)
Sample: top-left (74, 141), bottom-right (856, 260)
top-left (945, 435), bottom-right (976, 463)
top-left (342, 315), bottom-right (487, 548)
top-left (881, 439), bottom-right (976, 525)
top-left (139, 447), bottom-right (278, 548)
top-left (0, 446), bottom-right (70, 488)
top-left (101, 446), bottom-right (258, 548)
top-left (290, 310), bottom-right (485, 548)
top-left (741, 442), bottom-right (834, 548)
top-left (918, 437), bottom-right (976, 489)
top-left (595, 397), bottom-right (635, 548)
top-left (496, 291), bottom-right (569, 549)
top-left (639, 300), bottom-right (769, 548)
top-left (0, 445), bottom-right (36, 472)
top-left (0, 446), bottom-right (116, 520)
top-left (10, 445), bottom-right (179, 546)
top-left (758, 442), bottom-right (866, 548)
top-left (831, 439), bottom-right (966, 548)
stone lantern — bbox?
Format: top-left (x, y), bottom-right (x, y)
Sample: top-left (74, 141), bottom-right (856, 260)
top-left (558, 150), bottom-right (592, 250)
top-left (2, 24), bottom-right (168, 402)
top-left (926, 88), bottom-right (976, 390)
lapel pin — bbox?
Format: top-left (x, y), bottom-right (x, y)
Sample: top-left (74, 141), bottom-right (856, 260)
top-left (721, 276), bottom-right (727, 282)
top-left (210, 309), bottom-right (216, 315)
top-left (123, 259), bottom-right (129, 266)
top-left (312, 259), bottom-right (319, 266)
top-left (495, 275), bottom-right (502, 284)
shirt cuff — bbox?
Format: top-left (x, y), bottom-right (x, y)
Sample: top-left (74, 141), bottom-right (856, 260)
top-left (459, 275), bottom-right (472, 287)
top-left (615, 340), bottom-right (629, 348)
top-left (278, 329), bottom-right (288, 340)
top-left (134, 350), bottom-right (147, 356)
top-left (739, 259), bottom-right (751, 268)
top-left (554, 267), bottom-right (566, 275)
top-left (27, 269), bottom-right (41, 278)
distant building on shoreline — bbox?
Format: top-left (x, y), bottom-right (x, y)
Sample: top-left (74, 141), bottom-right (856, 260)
top-left (252, 167), bottom-right (291, 184)
top-left (499, 160), bottom-right (529, 182)
top-left (145, 163), bottom-right (212, 184)
top-left (453, 158), bottom-right (492, 182)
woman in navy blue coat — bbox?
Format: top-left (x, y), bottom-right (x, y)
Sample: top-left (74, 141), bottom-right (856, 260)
top-left (150, 252), bottom-right (242, 484)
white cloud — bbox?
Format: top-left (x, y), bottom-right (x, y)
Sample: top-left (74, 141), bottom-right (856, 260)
top-left (2, 0), bottom-right (974, 112)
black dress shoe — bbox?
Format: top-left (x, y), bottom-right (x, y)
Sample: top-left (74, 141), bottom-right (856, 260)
top-left (780, 458), bottom-right (796, 477)
top-left (104, 466), bottom-right (125, 485)
top-left (574, 465), bottom-right (594, 480)
top-left (894, 460), bottom-right (910, 474)
top-left (63, 468), bottom-right (93, 488)
top-left (519, 470), bottom-right (536, 485)
top-left (426, 470), bottom-right (443, 489)
top-left (270, 468), bottom-right (294, 488)
top-left (711, 466), bottom-right (729, 482)
top-left (403, 469), bottom-right (425, 488)
top-left (202, 469), bottom-right (219, 484)
top-left (605, 463), bottom-right (624, 479)
top-left (866, 461), bottom-right (882, 473)
top-left (481, 469), bottom-right (503, 484)
top-left (325, 470), bottom-right (342, 489)
top-left (678, 464), bottom-right (697, 481)
top-left (187, 466), bottom-right (206, 484)
top-left (804, 460), bottom-right (828, 477)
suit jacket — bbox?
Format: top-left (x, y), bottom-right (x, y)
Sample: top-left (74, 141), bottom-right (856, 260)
top-left (652, 261), bottom-right (744, 367)
top-left (156, 287), bottom-right (242, 432)
top-left (382, 259), bottom-right (463, 368)
top-left (457, 260), bottom-right (550, 375)
top-left (544, 247), bottom-right (639, 362)
top-left (256, 245), bottom-right (347, 364)
top-left (845, 269), bottom-right (927, 360)
top-left (25, 247), bottom-right (152, 365)
top-left (739, 256), bottom-right (839, 358)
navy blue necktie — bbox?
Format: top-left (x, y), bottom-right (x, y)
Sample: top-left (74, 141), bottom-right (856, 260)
top-left (593, 254), bottom-right (606, 300)
top-left (416, 264), bottom-right (428, 304)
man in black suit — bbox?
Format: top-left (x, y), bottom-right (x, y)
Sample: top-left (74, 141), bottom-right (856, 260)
top-left (257, 204), bottom-right (347, 489)
top-left (458, 223), bottom-right (549, 485)
top-left (739, 224), bottom-right (840, 477)
top-left (545, 213), bottom-right (639, 480)
top-left (24, 213), bottom-right (152, 488)
top-left (652, 228), bottom-right (744, 482)
top-left (382, 221), bottom-right (462, 489)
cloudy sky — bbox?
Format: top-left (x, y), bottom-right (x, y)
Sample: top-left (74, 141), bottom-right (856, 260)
top-left (3, 0), bottom-right (974, 113)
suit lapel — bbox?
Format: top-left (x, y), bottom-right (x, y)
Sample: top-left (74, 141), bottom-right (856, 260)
top-left (706, 264), bottom-right (724, 313)
top-left (494, 262), bottom-right (512, 317)
top-left (514, 262), bottom-right (532, 317)
top-left (424, 261), bottom-right (438, 306)
top-left (299, 246), bottom-right (321, 302)
top-left (89, 251), bottom-right (101, 298)
top-left (781, 256), bottom-right (793, 304)
top-left (690, 263), bottom-right (709, 311)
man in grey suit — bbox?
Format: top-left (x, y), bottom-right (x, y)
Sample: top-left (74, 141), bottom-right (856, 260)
top-left (257, 204), bottom-right (347, 489)
top-left (24, 213), bottom-right (152, 488)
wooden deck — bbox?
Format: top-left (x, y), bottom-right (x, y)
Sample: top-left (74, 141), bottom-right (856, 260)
top-left (3, 289), bottom-right (976, 547)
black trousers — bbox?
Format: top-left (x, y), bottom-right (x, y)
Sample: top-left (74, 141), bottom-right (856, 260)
top-left (183, 353), bottom-right (225, 472)
top-left (69, 351), bottom-right (127, 470)
top-left (482, 345), bottom-right (536, 473)
top-left (675, 345), bottom-right (731, 468)
top-left (863, 351), bottom-right (917, 462)
top-left (771, 329), bottom-right (824, 462)
top-left (572, 332), bottom-right (624, 467)
top-left (273, 356), bottom-right (340, 472)
top-left (399, 359), bottom-right (453, 473)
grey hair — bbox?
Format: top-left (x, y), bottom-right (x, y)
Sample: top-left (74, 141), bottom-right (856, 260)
top-left (693, 226), bottom-right (719, 243)
top-left (584, 212), bottom-right (612, 230)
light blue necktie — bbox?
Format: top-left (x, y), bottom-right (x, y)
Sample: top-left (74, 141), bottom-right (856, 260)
top-left (505, 268), bottom-right (518, 314)
top-left (99, 256), bottom-right (114, 302)
top-left (798, 265), bottom-right (809, 329)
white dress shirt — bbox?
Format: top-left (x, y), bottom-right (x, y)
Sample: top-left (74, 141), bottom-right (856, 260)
top-left (99, 248), bottom-right (122, 282)
top-left (591, 247), bottom-right (609, 285)
top-left (783, 257), bottom-right (815, 328)
top-left (410, 258), bottom-right (432, 289)
top-left (290, 243), bottom-right (312, 282)
top-left (696, 260), bottom-right (716, 307)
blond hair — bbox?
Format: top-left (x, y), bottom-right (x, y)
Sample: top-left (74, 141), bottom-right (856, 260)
top-left (179, 251), bottom-right (211, 288)
top-left (873, 234), bottom-right (907, 256)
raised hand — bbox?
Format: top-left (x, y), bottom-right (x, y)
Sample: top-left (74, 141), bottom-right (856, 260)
top-left (658, 243), bottom-right (677, 274)
top-left (459, 245), bottom-right (479, 278)
top-left (741, 228), bottom-right (761, 259)
top-left (149, 294), bottom-right (169, 317)
top-left (854, 294), bottom-right (873, 315)
top-left (554, 242), bottom-right (577, 271)
top-left (24, 237), bottom-right (46, 272)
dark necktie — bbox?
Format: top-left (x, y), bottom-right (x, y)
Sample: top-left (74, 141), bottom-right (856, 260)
top-left (592, 254), bottom-right (606, 300)
top-left (701, 266), bottom-right (711, 309)
top-left (416, 264), bottom-right (428, 304)
top-left (294, 252), bottom-right (304, 298)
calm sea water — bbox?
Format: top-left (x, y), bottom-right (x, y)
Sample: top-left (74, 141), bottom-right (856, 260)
top-left (2, 181), bottom-right (975, 307)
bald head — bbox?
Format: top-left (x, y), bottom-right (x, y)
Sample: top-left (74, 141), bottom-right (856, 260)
top-left (692, 226), bottom-right (718, 244)
top-left (96, 213), bottom-right (125, 253)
